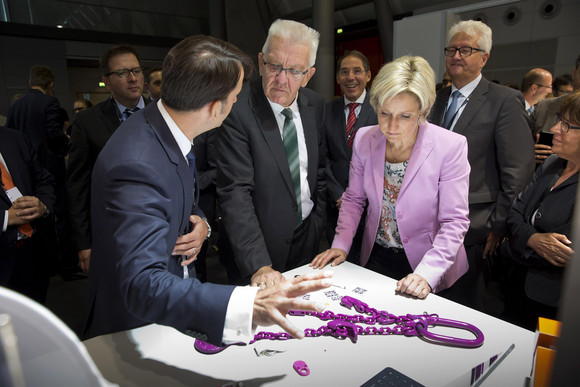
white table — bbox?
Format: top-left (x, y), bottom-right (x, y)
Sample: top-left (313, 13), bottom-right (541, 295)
top-left (84, 262), bottom-right (534, 386)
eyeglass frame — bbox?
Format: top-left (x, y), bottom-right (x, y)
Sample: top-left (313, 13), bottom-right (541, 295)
top-left (262, 60), bottom-right (309, 80)
top-left (556, 113), bottom-right (580, 133)
top-left (534, 83), bottom-right (552, 89)
top-left (443, 47), bottom-right (486, 57)
top-left (105, 67), bottom-right (144, 79)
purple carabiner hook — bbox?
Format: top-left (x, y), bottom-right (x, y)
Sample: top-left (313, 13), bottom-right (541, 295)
top-left (415, 318), bottom-right (484, 348)
top-left (328, 319), bottom-right (359, 343)
top-left (340, 296), bottom-right (368, 313)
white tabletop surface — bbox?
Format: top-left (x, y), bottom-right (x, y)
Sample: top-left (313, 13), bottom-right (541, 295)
top-left (84, 262), bottom-right (535, 386)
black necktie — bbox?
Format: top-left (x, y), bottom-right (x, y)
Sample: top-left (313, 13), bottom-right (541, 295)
top-left (186, 147), bottom-right (199, 207)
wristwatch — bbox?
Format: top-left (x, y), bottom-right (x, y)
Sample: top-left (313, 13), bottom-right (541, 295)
top-left (202, 218), bottom-right (211, 240)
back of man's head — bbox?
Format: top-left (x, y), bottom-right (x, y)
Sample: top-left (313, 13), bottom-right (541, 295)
top-left (29, 65), bottom-right (55, 90)
top-left (162, 35), bottom-right (254, 111)
top-left (100, 45), bottom-right (140, 76)
top-left (262, 19), bottom-right (320, 68)
top-left (521, 68), bottom-right (548, 93)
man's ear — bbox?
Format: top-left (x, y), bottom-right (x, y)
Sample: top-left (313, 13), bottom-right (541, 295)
top-left (301, 67), bottom-right (316, 88)
top-left (102, 76), bottom-right (111, 91)
top-left (208, 99), bottom-right (222, 120)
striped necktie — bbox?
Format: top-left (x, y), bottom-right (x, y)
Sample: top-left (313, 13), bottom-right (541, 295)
top-left (281, 108), bottom-right (302, 227)
top-left (124, 107), bottom-right (140, 121)
top-left (442, 90), bottom-right (460, 129)
top-left (346, 103), bottom-right (359, 149)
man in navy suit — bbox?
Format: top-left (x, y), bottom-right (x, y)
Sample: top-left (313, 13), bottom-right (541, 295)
top-left (216, 20), bottom-right (327, 289)
top-left (325, 50), bottom-right (377, 262)
top-left (428, 20), bottom-right (535, 310)
top-left (1, 128), bottom-right (55, 303)
top-left (67, 46), bottom-right (150, 274)
top-left (83, 35), bottom-right (332, 343)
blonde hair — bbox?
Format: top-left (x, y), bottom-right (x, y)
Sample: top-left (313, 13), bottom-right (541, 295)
top-left (262, 19), bottom-right (320, 67)
top-left (370, 55), bottom-right (435, 124)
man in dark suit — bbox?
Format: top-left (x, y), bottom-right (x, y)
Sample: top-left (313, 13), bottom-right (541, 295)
top-left (83, 35), bottom-right (332, 343)
top-left (325, 50), bottom-right (377, 261)
top-left (1, 128), bottom-right (55, 303)
top-left (6, 65), bottom-right (69, 277)
top-left (216, 19), bottom-right (327, 289)
top-left (67, 46), bottom-right (150, 274)
top-left (428, 20), bottom-right (535, 310)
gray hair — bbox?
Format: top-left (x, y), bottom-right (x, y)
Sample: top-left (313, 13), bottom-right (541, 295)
top-left (262, 19), bottom-right (320, 68)
top-left (447, 20), bottom-right (492, 54)
top-left (370, 56), bottom-right (435, 124)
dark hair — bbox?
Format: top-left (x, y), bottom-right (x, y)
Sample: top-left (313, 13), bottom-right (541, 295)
top-left (553, 73), bottom-right (573, 90)
top-left (521, 69), bottom-right (548, 93)
top-left (100, 45), bottom-right (140, 76)
top-left (560, 90), bottom-right (580, 125)
top-left (336, 50), bottom-right (370, 72)
top-left (29, 65), bottom-right (54, 89)
top-left (162, 35), bottom-right (254, 111)
top-left (144, 67), bottom-right (162, 84)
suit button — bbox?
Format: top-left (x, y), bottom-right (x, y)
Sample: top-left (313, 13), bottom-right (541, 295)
top-left (403, 237), bottom-right (409, 243)
top-left (397, 212), bottom-right (403, 219)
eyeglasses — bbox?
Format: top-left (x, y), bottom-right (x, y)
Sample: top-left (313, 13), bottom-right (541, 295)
top-left (534, 83), bottom-right (552, 89)
top-left (105, 67), bottom-right (144, 79)
top-left (443, 47), bottom-right (485, 57)
top-left (556, 113), bottom-right (580, 133)
top-left (262, 60), bottom-right (309, 80)
top-left (339, 68), bottom-right (367, 77)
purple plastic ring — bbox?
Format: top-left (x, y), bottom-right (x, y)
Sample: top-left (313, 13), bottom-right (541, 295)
top-left (415, 317), bottom-right (484, 348)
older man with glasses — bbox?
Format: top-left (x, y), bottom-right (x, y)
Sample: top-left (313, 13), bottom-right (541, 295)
top-left (216, 19), bottom-right (327, 289)
top-left (67, 45), bottom-right (151, 274)
top-left (428, 20), bottom-right (535, 312)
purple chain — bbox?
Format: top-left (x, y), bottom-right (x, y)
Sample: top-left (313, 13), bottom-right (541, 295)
top-left (194, 296), bottom-right (484, 354)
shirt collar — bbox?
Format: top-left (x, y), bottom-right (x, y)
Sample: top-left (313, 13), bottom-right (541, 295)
top-left (267, 93), bottom-right (299, 117)
top-left (157, 99), bottom-right (193, 159)
top-left (451, 73), bottom-right (482, 98)
top-left (114, 96), bottom-right (145, 115)
top-left (343, 89), bottom-right (366, 106)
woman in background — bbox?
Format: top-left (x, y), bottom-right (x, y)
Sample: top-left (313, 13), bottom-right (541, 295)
top-left (501, 90), bottom-right (580, 329)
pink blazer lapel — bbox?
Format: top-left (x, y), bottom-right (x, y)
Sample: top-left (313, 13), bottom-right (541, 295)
top-left (370, 129), bottom-right (387, 203)
top-left (400, 124), bottom-right (434, 197)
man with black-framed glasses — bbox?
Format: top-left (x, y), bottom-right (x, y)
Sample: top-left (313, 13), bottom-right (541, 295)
top-left (216, 19), bottom-right (327, 290)
top-left (67, 45), bottom-right (151, 274)
top-left (429, 20), bottom-right (535, 312)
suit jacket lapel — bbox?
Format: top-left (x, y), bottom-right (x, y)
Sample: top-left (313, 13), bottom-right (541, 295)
top-left (370, 129), bottom-right (387, 204)
top-left (101, 98), bottom-right (123, 136)
top-left (144, 104), bottom-right (193, 232)
top-left (331, 99), bottom-right (350, 156)
top-left (431, 87), bottom-right (451, 126)
top-left (251, 80), bottom-right (296, 198)
top-left (297, 90), bottom-right (319, 195)
top-left (452, 78), bottom-right (489, 135)
top-left (400, 125), bottom-right (433, 196)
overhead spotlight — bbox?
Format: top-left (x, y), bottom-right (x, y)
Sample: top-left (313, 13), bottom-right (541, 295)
top-left (337, 28), bottom-right (343, 34)
top-left (99, 82), bottom-right (105, 88)
top-left (56, 25), bottom-right (63, 28)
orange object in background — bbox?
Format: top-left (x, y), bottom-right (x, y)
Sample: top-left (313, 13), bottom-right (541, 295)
top-left (532, 317), bottom-right (561, 387)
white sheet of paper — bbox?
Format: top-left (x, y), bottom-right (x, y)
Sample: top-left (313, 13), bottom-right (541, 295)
top-left (6, 187), bottom-right (23, 204)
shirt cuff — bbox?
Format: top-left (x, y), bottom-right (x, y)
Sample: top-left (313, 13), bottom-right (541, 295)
top-left (222, 285), bottom-right (259, 345)
top-left (3, 210), bottom-right (8, 232)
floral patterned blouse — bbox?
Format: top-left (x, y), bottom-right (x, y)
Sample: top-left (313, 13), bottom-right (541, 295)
top-left (376, 160), bottom-right (408, 248)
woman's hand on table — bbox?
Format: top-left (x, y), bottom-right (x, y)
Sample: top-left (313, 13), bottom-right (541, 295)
top-left (527, 232), bottom-right (573, 267)
top-left (309, 248), bottom-right (347, 269)
top-left (396, 273), bottom-right (431, 299)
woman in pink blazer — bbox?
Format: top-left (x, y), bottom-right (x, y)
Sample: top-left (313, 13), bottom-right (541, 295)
top-left (311, 56), bottom-right (470, 298)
